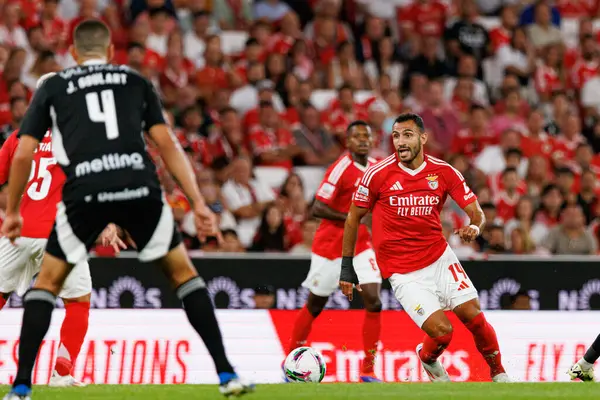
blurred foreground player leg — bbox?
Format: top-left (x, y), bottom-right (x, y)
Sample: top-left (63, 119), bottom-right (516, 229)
top-left (1, 20), bottom-right (252, 400)
top-left (340, 113), bottom-right (509, 383)
top-left (568, 334), bottom-right (599, 381)
top-left (289, 122), bottom-right (383, 382)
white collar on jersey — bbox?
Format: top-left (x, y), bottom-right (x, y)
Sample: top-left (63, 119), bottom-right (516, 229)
top-left (397, 160), bottom-right (427, 176)
top-left (82, 58), bottom-right (107, 65)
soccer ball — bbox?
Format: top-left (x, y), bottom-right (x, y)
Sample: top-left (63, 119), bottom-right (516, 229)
top-left (283, 347), bottom-right (326, 383)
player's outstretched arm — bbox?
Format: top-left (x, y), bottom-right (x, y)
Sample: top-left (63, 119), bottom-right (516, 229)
top-left (339, 204), bottom-right (369, 301)
top-left (311, 199), bottom-right (347, 221)
top-left (456, 200), bottom-right (486, 243)
top-left (1, 135), bottom-right (39, 241)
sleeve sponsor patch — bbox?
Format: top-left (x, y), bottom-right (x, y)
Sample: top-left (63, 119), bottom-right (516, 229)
top-left (357, 185), bottom-right (369, 197)
top-left (317, 182), bottom-right (335, 199)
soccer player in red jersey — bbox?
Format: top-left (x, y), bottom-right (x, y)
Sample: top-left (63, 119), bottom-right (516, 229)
top-left (288, 121), bottom-right (383, 382)
top-left (0, 76), bottom-right (123, 388)
top-left (340, 113), bottom-right (510, 382)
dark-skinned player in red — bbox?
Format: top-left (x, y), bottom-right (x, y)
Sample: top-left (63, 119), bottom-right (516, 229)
top-left (287, 120), bottom-right (383, 382)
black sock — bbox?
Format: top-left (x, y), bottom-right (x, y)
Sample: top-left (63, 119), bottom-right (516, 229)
top-left (584, 334), bottom-right (600, 364)
top-left (13, 289), bottom-right (56, 388)
top-left (177, 277), bottom-right (234, 375)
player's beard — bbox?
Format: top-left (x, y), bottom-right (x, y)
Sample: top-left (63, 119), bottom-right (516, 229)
top-left (397, 140), bottom-right (422, 163)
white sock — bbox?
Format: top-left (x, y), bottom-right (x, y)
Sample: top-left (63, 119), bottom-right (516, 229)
top-left (578, 358), bottom-right (594, 371)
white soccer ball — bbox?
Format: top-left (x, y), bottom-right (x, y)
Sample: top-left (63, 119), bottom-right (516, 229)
top-left (283, 347), bottom-right (326, 383)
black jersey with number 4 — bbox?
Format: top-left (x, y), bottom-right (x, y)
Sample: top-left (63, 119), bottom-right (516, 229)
top-left (18, 60), bottom-right (166, 203)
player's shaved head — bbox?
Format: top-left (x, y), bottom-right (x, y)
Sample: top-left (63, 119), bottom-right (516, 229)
top-left (73, 20), bottom-right (111, 57)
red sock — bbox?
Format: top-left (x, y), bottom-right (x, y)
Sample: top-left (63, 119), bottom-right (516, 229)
top-left (464, 312), bottom-right (505, 377)
top-left (419, 331), bottom-right (453, 364)
top-left (55, 302), bottom-right (90, 376)
top-left (361, 311), bottom-right (381, 374)
top-left (288, 305), bottom-right (316, 353)
top-left (0, 297), bottom-right (6, 311)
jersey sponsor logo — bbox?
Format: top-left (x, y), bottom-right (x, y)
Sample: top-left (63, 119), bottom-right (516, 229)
top-left (317, 182), bottom-right (335, 199)
top-left (390, 194), bottom-right (440, 217)
top-left (35, 141), bottom-right (52, 153)
top-left (426, 174), bottom-right (439, 190)
top-left (96, 186), bottom-right (150, 203)
top-left (75, 152), bottom-right (145, 177)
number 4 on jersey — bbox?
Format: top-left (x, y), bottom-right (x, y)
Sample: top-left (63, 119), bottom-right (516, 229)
top-left (86, 89), bottom-right (120, 140)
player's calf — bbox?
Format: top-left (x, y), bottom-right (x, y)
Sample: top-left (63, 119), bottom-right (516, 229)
top-left (458, 306), bottom-right (506, 379)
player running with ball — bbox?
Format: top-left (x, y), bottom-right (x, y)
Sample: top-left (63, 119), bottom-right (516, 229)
top-left (288, 121), bottom-right (383, 382)
top-left (340, 113), bottom-right (510, 383)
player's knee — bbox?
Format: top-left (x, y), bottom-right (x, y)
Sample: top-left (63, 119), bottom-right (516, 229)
top-left (365, 298), bottom-right (382, 313)
top-left (306, 302), bottom-right (325, 317)
top-left (429, 321), bottom-right (453, 338)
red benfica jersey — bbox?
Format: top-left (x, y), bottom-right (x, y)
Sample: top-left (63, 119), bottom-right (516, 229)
top-left (0, 130), bottom-right (65, 238)
top-left (312, 153), bottom-right (374, 260)
top-left (353, 154), bottom-right (477, 277)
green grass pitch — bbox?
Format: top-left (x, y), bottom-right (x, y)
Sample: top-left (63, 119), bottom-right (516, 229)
top-left (3, 383), bottom-right (597, 400)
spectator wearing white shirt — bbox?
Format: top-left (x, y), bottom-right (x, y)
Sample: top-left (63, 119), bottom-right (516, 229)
top-left (184, 10), bottom-right (213, 67)
top-left (444, 55), bottom-right (489, 106)
top-left (0, 3), bottom-right (29, 50)
top-left (496, 27), bottom-right (536, 87)
top-left (475, 128), bottom-right (528, 176)
top-left (222, 157), bottom-right (276, 247)
top-left (581, 71), bottom-right (600, 120)
top-left (147, 7), bottom-right (173, 57)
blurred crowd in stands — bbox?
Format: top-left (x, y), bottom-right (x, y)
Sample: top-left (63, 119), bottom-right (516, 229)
top-left (2, 0), bottom-right (600, 257)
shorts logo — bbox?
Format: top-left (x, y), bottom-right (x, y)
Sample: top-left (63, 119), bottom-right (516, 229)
top-left (457, 281), bottom-right (470, 291)
top-left (426, 174), bottom-right (439, 190)
top-left (414, 304), bottom-right (425, 316)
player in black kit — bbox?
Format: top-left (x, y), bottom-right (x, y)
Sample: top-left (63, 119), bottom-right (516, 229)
top-left (2, 20), bottom-right (253, 399)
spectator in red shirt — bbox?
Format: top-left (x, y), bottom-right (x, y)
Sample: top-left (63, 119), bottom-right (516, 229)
top-left (278, 173), bottom-right (307, 247)
top-left (0, 96), bottom-right (26, 139)
top-left (33, 0), bottom-right (67, 54)
top-left (324, 84), bottom-right (368, 141)
top-left (495, 167), bottom-right (522, 223)
top-left (535, 44), bottom-right (564, 103)
top-left (234, 38), bottom-right (263, 81)
top-left (67, 0), bottom-right (104, 46)
top-left (196, 35), bottom-right (242, 96)
top-left (493, 74), bottom-right (531, 118)
top-left (267, 12), bottom-right (302, 56)
top-left (451, 105), bottom-right (495, 158)
top-left (570, 35), bottom-right (598, 92)
top-left (522, 108), bottom-right (558, 161)
top-left (248, 100), bottom-right (300, 169)
top-left (397, 0), bottom-right (447, 39)
top-left (556, 0), bottom-right (599, 18)
top-left (490, 5), bottom-right (518, 54)
top-left (420, 79), bottom-right (461, 154)
top-left (289, 39), bottom-right (314, 82)
top-left (212, 106), bottom-right (249, 166)
top-left (535, 184), bottom-right (565, 228)
top-left (556, 113), bottom-right (588, 161)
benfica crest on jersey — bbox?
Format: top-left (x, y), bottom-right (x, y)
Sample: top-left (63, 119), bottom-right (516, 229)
top-left (426, 174), bottom-right (439, 190)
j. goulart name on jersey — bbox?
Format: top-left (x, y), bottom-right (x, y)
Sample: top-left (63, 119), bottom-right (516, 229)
top-left (61, 64), bottom-right (131, 94)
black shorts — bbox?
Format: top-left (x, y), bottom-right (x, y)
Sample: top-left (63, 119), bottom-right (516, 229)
top-left (46, 194), bottom-right (182, 264)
